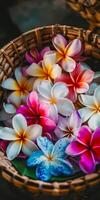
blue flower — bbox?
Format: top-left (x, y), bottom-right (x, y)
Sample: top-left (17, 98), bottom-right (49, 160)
top-left (27, 136), bottom-right (74, 181)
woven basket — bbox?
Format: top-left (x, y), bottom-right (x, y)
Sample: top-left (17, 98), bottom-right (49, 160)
top-left (66, 0), bottom-right (100, 31)
top-left (0, 25), bottom-right (100, 198)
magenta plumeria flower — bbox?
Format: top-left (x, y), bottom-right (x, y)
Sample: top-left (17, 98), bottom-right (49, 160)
top-left (1, 67), bottom-right (34, 113)
top-left (55, 111), bottom-right (82, 141)
top-left (17, 91), bottom-right (56, 132)
top-left (56, 63), bottom-right (94, 102)
top-left (52, 34), bottom-right (82, 72)
top-left (25, 47), bottom-right (50, 64)
top-left (66, 126), bottom-right (100, 174)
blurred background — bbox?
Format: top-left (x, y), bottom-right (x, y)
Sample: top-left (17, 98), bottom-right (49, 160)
top-left (0, 0), bottom-right (88, 48)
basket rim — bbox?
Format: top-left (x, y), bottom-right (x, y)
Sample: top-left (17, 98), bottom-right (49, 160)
top-left (0, 24), bottom-right (100, 195)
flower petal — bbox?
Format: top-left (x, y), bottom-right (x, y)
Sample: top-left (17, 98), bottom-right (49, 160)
top-left (54, 127), bottom-right (66, 139)
top-left (37, 80), bottom-right (52, 99)
top-left (40, 117), bottom-right (56, 132)
top-left (52, 34), bottom-right (67, 53)
top-left (50, 64), bottom-right (62, 79)
top-left (7, 91), bottom-right (21, 107)
top-left (37, 136), bottom-right (53, 156)
top-left (3, 103), bottom-right (16, 114)
top-left (22, 139), bottom-right (38, 156)
top-left (79, 151), bottom-right (95, 173)
top-left (68, 110), bottom-right (82, 132)
top-left (26, 63), bottom-right (44, 77)
top-left (1, 78), bottom-right (19, 90)
top-left (62, 56), bottom-right (76, 72)
top-left (79, 94), bottom-right (95, 108)
top-left (36, 160), bottom-right (51, 181)
top-left (52, 137), bottom-right (69, 158)
top-left (27, 91), bottom-right (39, 110)
top-left (91, 127), bottom-right (100, 147)
top-left (25, 52), bottom-right (35, 64)
top-left (57, 98), bottom-right (74, 116)
top-left (6, 141), bottom-right (22, 160)
top-left (66, 141), bottom-right (86, 156)
top-left (88, 113), bottom-right (100, 131)
top-left (12, 114), bottom-right (27, 134)
top-left (78, 107), bottom-right (93, 123)
top-left (76, 82), bottom-right (89, 93)
top-left (93, 147), bottom-right (100, 162)
top-left (57, 115), bottom-right (68, 131)
top-left (94, 85), bottom-right (100, 105)
top-left (51, 82), bottom-right (68, 99)
top-left (67, 39), bottom-right (82, 57)
top-left (40, 47), bottom-right (51, 58)
top-left (79, 69), bottom-right (94, 83)
top-left (44, 52), bottom-right (57, 66)
top-left (26, 124), bottom-right (42, 140)
top-left (77, 126), bottom-right (92, 146)
top-left (15, 67), bottom-right (23, 86)
top-left (48, 104), bottom-right (58, 122)
top-left (0, 127), bottom-right (16, 140)
top-left (27, 151), bottom-right (45, 167)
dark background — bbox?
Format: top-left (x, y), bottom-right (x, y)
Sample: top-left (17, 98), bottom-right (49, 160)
top-left (0, 0), bottom-right (99, 199)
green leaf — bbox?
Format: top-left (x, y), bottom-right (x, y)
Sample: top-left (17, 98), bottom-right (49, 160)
top-left (12, 159), bottom-right (83, 182)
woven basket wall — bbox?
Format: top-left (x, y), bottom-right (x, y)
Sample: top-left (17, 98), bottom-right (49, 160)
top-left (66, 0), bottom-right (100, 31)
top-left (0, 25), bottom-right (100, 198)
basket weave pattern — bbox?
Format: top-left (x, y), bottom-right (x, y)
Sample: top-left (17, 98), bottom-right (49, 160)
top-left (0, 25), bottom-right (100, 196)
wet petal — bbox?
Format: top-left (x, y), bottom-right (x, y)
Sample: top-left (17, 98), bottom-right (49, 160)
top-left (51, 82), bottom-right (68, 99)
top-left (57, 98), bottom-right (74, 116)
top-left (67, 39), bottom-right (82, 57)
top-left (52, 34), bottom-right (67, 53)
top-left (37, 136), bottom-right (53, 156)
top-left (22, 139), bottom-right (39, 156)
top-left (52, 137), bottom-right (69, 158)
top-left (77, 126), bottom-right (92, 146)
top-left (79, 151), bottom-right (95, 173)
top-left (1, 78), bottom-right (19, 90)
top-left (6, 141), bottom-right (22, 160)
top-left (62, 56), bottom-right (76, 72)
top-left (0, 127), bottom-right (16, 140)
top-left (27, 151), bottom-right (45, 167)
top-left (36, 160), bottom-right (51, 181)
top-left (78, 107), bottom-right (93, 122)
top-left (88, 113), bottom-right (100, 131)
top-left (37, 80), bottom-right (52, 99)
top-left (40, 117), bottom-right (56, 132)
top-left (66, 141), bottom-right (86, 156)
top-left (12, 114), bottom-right (27, 134)
top-left (26, 124), bottom-right (42, 140)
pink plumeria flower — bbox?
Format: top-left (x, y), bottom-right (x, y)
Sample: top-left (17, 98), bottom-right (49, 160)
top-left (52, 34), bottom-right (82, 72)
top-left (66, 126), bottom-right (100, 174)
top-left (25, 47), bottom-right (50, 64)
top-left (17, 91), bottom-right (56, 132)
top-left (79, 85), bottom-right (100, 130)
top-left (0, 114), bottom-right (42, 160)
top-left (55, 111), bottom-right (82, 141)
top-left (56, 63), bottom-right (94, 102)
top-left (26, 52), bottom-right (62, 89)
top-left (37, 80), bottom-right (75, 121)
top-left (1, 67), bottom-right (34, 113)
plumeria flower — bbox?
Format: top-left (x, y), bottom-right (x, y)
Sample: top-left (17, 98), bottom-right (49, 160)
top-left (37, 80), bottom-right (75, 121)
top-left (66, 126), bottom-right (100, 174)
top-left (26, 52), bottom-right (62, 88)
top-left (79, 85), bottom-right (100, 130)
top-left (0, 114), bottom-right (42, 160)
top-left (17, 91), bottom-right (56, 132)
top-left (25, 47), bottom-right (50, 64)
top-left (56, 63), bottom-right (94, 102)
top-left (1, 67), bottom-right (34, 113)
top-left (27, 136), bottom-right (73, 181)
top-left (55, 111), bottom-right (82, 141)
top-left (52, 34), bottom-right (82, 72)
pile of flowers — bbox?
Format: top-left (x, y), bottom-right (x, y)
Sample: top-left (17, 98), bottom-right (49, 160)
top-left (0, 34), bottom-right (100, 182)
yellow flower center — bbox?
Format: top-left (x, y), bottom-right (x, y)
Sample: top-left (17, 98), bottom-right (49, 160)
top-left (16, 131), bottom-right (27, 144)
top-left (91, 104), bottom-right (100, 113)
top-left (49, 97), bottom-right (57, 104)
top-left (47, 155), bottom-right (53, 161)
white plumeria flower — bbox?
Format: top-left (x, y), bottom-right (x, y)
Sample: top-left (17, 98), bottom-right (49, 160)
top-left (37, 80), bottom-right (75, 121)
top-left (79, 85), bottom-right (100, 130)
top-left (55, 111), bottom-right (82, 141)
top-left (0, 114), bottom-right (42, 160)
